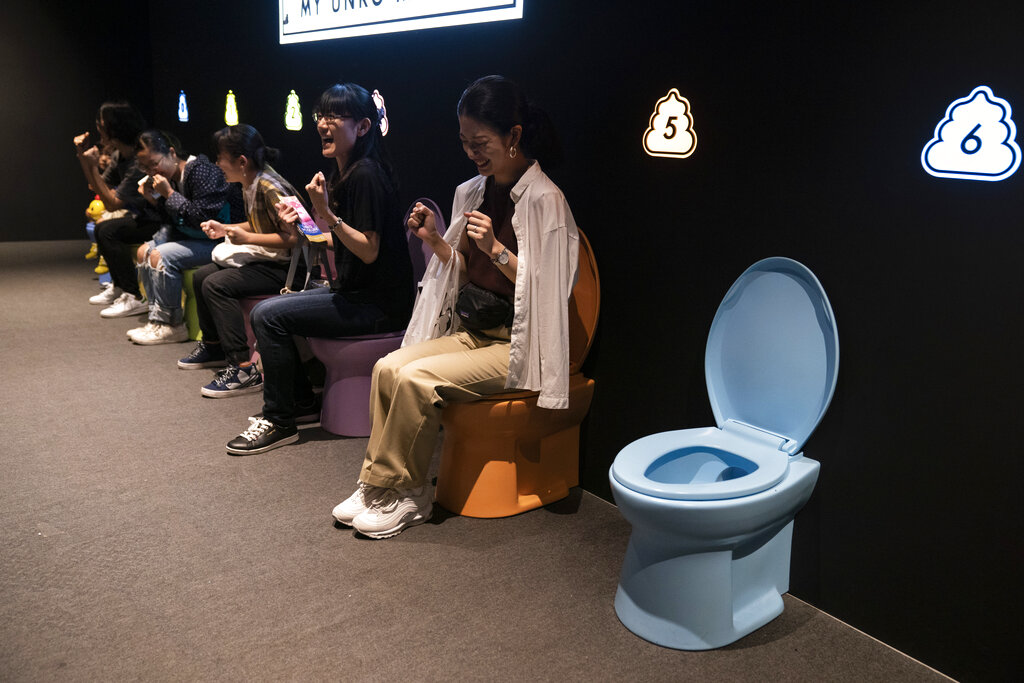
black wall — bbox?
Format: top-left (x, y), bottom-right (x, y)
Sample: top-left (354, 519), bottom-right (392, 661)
top-left (13, 1), bottom-right (1024, 679)
top-left (0, 3), bottom-right (153, 242)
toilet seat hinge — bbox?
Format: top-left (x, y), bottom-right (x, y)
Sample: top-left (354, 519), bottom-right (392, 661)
top-left (722, 420), bottom-right (794, 452)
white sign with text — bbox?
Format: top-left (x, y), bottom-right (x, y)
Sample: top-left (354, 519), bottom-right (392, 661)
top-left (279, 0), bottom-right (523, 43)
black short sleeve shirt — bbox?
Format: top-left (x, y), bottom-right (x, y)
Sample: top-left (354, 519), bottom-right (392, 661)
top-left (329, 160), bottom-right (414, 326)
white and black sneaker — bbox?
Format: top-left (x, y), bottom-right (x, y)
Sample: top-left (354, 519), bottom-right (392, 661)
top-left (201, 364), bottom-right (262, 397)
top-left (225, 417), bottom-right (298, 455)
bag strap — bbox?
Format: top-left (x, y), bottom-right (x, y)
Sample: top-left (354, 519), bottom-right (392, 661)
top-left (281, 240), bottom-right (310, 294)
top-left (280, 237), bottom-right (334, 294)
top-left (309, 243), bottom-right (334, 290)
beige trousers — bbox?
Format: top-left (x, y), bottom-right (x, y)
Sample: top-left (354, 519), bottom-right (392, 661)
top-left (359, 328), bottom-right (511, 489)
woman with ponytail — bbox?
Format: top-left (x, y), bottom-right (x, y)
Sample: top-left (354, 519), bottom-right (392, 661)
top-left (224, 83), bottom-right (414, 455)
top-left (333, 75), bottom-right (580, 539)
top-left (175, 124), bottom-right (304, 399)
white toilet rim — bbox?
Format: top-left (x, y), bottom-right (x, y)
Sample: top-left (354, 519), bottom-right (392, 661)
top-left (610, 428), bottom-right (790, 501)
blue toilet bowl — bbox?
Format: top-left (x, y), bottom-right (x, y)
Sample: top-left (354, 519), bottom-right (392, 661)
top-left (609, 257), bottom-right (839, 650)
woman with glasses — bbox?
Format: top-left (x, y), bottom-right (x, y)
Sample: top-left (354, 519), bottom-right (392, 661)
top-left (332, 75), bottom-right (580, 539)
top-left (128, 130), bottom-right (244, 345)
top-left (225, 82), bottom-right (414, 455)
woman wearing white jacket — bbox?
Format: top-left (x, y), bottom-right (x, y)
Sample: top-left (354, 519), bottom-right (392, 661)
top-left (333, 75), bottom-right (580, 539)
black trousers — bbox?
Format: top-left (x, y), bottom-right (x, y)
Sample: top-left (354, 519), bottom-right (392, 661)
top-left (94, 215), bottom-right (160, 296)
top-left (192, 260), bottom-right (294, 366)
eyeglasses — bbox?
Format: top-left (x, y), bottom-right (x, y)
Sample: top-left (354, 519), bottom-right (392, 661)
top-left (312, 112), bottom-right (355, 124)
top-left (137, 152), bottom-right (168, 174)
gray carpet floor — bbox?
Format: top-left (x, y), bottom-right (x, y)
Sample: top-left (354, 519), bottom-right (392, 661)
top-left (1, 241), bottom-right (949, 682)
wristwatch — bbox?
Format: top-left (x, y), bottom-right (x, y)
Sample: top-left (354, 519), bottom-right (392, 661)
top-left (491, 247), bottom-right (510, 266)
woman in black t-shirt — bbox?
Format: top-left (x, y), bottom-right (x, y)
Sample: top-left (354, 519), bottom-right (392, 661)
top-left (225, 83), bottom-right (414, 456)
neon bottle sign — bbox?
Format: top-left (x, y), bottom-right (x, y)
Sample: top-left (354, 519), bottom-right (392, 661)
top-left (177, 90), bottom-right (189, 122)
top-left (225, 90), bottom-right (239, 126)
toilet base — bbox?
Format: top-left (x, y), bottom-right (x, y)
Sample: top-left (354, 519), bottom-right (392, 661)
top-left (614, 521), bottom-right (794, 650)
top-left (436, 375), bottom-right (594, 518)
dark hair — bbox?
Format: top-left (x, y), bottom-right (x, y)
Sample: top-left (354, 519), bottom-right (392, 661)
top-left (315, 82), bottom-right (395, 186)
top-left (457, 75), bottom-right (563, 168)
top-left (213, 124), bottom-right (279, 171)
top-left (137, 129), bottom-right (186, 159)
top-left (97, 101), bottom-right (146, 146)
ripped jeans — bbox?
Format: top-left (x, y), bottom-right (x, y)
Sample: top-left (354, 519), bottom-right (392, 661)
top-left (138, 232), bottom-right (219, 325)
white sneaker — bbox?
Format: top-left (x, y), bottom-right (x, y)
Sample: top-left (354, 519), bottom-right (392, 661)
top-left (351, 486), bottom-right (432, 539)
top-left (127, 322), bottom-right (157, 340)
top-left (89, 284), bottom-right (122, 305)
top-left (131, 322), bottom-right (188, 345)
top-left (332, 481), bottom-right (388, 526)
top-left (100, 292), bottom-right (148, 318)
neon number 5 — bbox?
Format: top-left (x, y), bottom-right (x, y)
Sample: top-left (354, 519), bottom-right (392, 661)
top-left (664, 116), bottom-right (677, 139)
top-left (960, 123), bottom-right (982, 155)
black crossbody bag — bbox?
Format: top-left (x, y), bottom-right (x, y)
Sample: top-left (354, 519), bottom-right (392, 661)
top-left (455, 282), bottom-right (514, 330)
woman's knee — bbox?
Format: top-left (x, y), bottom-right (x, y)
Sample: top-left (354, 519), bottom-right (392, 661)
top-left (391, 358), bottom-right (442, 393)
top-left (197, 265), bottom-right (225, 297)
top-left (250, 297), bottom-right (282, 332)
top-left (95, 221), bottom-right (114, 242)
top-left (373, 353), bottom-right (402, 388)
top-left (148, 249), bottom-right (161, 269)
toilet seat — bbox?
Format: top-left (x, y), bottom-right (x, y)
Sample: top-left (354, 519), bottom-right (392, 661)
top-left (612, 257), bottom-right (839, 501)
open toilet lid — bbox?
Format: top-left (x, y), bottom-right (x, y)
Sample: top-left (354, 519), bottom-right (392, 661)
top-left (705, 257), bottom-right (839, 454)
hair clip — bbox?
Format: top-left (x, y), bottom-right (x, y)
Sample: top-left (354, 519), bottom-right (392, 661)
top-left (372, 89), bottom-right (389, 136)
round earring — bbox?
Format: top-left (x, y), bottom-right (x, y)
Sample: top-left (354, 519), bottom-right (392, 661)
top-left (509, 146), bottom-right (518, 159)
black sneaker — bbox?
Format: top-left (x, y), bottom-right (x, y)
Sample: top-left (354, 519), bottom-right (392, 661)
top-left (226, 417), bottom-right (298, 455)
top-left (178, 341), bottom-right (228, 370)
top-left (294, 394), bottom-right (322, 424)
top-left (249, 394), bottom-right (322, 426)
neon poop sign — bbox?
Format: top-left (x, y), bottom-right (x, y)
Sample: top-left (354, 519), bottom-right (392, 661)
top-left (922, 85), bottom-right (1020, 182)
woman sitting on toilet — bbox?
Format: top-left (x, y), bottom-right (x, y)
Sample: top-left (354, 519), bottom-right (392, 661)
top-left (332, 75), bottom-right (580, 539)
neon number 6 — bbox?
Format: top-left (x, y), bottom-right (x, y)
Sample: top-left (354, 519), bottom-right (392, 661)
top-left (960, 123), bottom-right (982, 155)
top-left (664, 116), bottom-right (677, 139)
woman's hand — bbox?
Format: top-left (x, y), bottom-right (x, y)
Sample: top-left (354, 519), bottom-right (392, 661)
top-left (80, 145), bottom-right (100, 168)
top-left (222, 225), bottom-right (252, 245)
top-left (138, 176), bottom-right (158, 205)
top-left (408, 202), bottom-right (440, 242)
top-left (274, 202), bottom-right (301, 237)
top-left (73, 132), bottom-right (91, 155)
top-left (151, 173), bottom-right (172, 198)
top-left (305, 171), bottom-right (328, 217)
top-left (464, 210), bottom-right (497, 256)
top-left (201, 220), bottom-right (226, 239)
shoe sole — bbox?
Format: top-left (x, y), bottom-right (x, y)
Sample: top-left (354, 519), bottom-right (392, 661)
top-left (101, 307), bottom-right (149, 319)
top-left (201, 383), bottom-right (263, 398)
top-left (133, 335), bottom-right (189, 345)
top-left (355, 507), bottom-right (432, 539)
top-left (177, 360), bottom-right (228, 370)
top-left (225, 432), bottom-right (299, 455)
